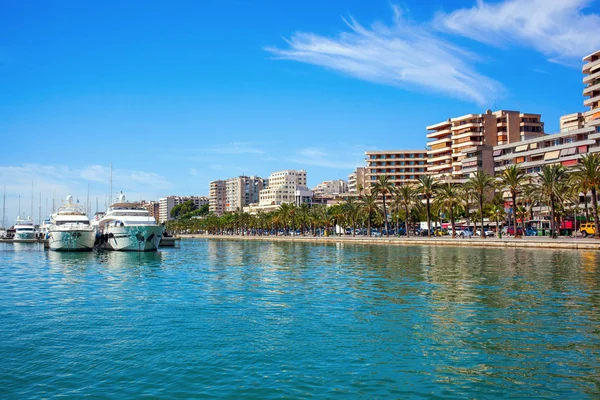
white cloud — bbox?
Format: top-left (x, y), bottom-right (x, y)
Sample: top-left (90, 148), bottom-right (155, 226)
top-left (289, 147), bottom-right (363, 170)
top-left (266, 6), bottom-right (503, 105)
top-left (437, 0), bottom-right (600, 61)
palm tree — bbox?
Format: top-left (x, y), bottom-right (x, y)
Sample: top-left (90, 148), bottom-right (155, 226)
top-left (417, 175), bottom-right (436, 237)
top-left (372, 175), bottom-right (395, 236)
top-left (396, 184), bottom-right (417, 237)
top-left (466, 171), bottom-right (495, 239)
top-left (489, 205), bottom-right (505, 236)
top-left (344, 197), bottom-right (360, 237)
top-left (360, 193), bottom-right (380, 236)
top-left (533, 164), bottom-right (568, 239)
top-left (434, 183), bottom-right (462, 238)
top-left (498, 165), bottom-right (528, 238)
top-left (571, 153), bottom-right (600, 238)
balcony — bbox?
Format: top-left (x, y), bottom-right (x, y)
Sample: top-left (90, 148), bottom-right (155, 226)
top-left (428, 137), bottom-right (452, 147)
top-left (428, 153), bottom-right (452, 163)
top-left (427, 163), bottom-right (453, 172)
top-left (426, 128), bottom-right (452, 139)
top-left (583, 58), bottom-right (600, 74)
top-left (428, 146), bottom-right (452, 156)
top-left (584, 94), bottom-right (600, 107)
top-left (451, 122), bottom-right (482, 131)
top-left (584, 69), bottom-right (600, 85)
top-left (584, 82), bottom-right (600, 96)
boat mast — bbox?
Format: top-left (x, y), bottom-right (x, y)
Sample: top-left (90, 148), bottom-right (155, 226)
top-left (86, 182), bottom-right (90, 218)
top-left (38, 192), bottom-right (41, 225)
top-left (109, 162), bottom-right (113, 205)
top-left (31, 181), bottom-right (33, 222)
top-left (18, 195), bottom-right (21, 218)
top-left (1, 187), bottom-right (4, 229)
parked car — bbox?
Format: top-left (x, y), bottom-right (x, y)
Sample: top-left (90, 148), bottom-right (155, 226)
top-left (397, 228), bottom-right (407, 236)
top-left (475, 229), bottom-right (495, 237)
top-left (525, 227), bottom-right (538, 236)
top-left (580, 222), bottom-right (596, 237)
top-left (505, 226), bottom-right (524, 236)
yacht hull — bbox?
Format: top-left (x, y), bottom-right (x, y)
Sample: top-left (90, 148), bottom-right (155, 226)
top-left (15, 232), bottom-right (35, 240)
top-left (100, 225), bottom-right (164, 252)
top-left (48, 230), bottom-right (96, 251)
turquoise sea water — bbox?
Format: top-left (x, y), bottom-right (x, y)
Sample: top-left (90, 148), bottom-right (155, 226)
top-left (1, 239), bottom-right (600, 398)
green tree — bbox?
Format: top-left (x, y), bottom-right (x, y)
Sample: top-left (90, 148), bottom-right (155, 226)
top-left (360, 193), bottom-right (380, 236)
top-left (533, 164), bottom-right (568, 238)
top-left (498, 165), bottom-right (528, 238)
top-left (466, 171), bottom-right (495, 239)
top-left (417, 175), bottom-right (436, 237)
top-left (571, 153), bottom-right (600, 238)
top-left (372, 175), bottom-right (395, 236)
top-left (434, 183), bottom-right (462, 238)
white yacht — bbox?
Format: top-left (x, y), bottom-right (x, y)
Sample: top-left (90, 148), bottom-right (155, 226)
top-left (47, 195), bottom-right (96, 251)
top-left (97, 193), bottom-right (164, 252)
top-left (14, 216), bottom-right (35, 240)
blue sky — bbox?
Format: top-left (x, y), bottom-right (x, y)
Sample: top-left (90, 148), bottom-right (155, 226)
top-left (1, 0), bottom-right (600, 224)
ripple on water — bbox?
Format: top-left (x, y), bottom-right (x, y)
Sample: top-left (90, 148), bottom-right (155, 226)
top-left (1, 240), bottom-right (600, 398)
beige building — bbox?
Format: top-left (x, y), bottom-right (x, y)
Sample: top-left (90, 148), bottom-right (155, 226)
top-left (258, 170), bottom-right (312, 208)
top-left (348, 167), bottom-right (365, 194)
top-left (312, 179), bottom-right (348, 197)
top-left (427, 110), bottom-right (544, 182)
top-left (560, 113), bottom-right (585, 132)
top-left (141, 201), bottom-right (160, 223)
top-left (583, 50), bottom-right (600, 125)
top-left (209, 180), bottom-right (226, 215)
top-left (225, 176), bottom-right (265, 212)
top-left (364, 150), bottom-right (427, 190)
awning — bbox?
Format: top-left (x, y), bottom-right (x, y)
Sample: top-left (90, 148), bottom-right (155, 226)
top-left (515, 144), bottom-right (529, 152)
top-left (559, 147), bottom-right (577, 156)
top-left (463, 161), bottom-right (478, 167)
top-left (492, 149), bottom-right (502, 156)
top-left (544, 150), bottom-right (561, 160)
top-left (578, 145), bottom-right (588, 153)
top-left (530, 142), bottom-right (539, 150)
top-left (562, 159), bottom-right (579, 167)
top-left (515, 157), bottom-right (525, 163)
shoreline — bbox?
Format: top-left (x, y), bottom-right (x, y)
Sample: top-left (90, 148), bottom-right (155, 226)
top-left (178, 234), bottom-right (600, 251)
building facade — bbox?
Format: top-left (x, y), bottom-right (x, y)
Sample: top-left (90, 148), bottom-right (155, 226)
top-left (312, 179), bottom-right (348, 197)
top-left (258, 170), bottom-right (311, 207)
top-left (209, 180), bottom-right (226, 215)
top-left (141, 201), bottom-right (160, 223)
top-left (225, 176), bottom-right (266, 212)
top-left (364, 150), bottom-right (427, 190)
top-left (348, 167), bottom-right (365, 194)
top-left (560, 113), bottom-right (585, 132)
top-left (426, 110), bottom-right (544, 182)
top-left (583, 50), bottom-right (600, 125)
top-left (158, 196), bottom-right (209, 223)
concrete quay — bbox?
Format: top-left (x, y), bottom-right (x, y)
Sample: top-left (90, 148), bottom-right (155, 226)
top-left (180, 234), bottom-right (600, 251)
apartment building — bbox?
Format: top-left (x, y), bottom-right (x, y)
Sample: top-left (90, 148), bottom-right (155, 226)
top-left (158, 196), bottom-right (209, 223)
top-left (348, 167), bottom-right (365, 194)
top-left (312, 179), bottom-right (348, 197)
top-left (225, 175), bottom-right (266, 212)
top-left (583, 50), bottom-right (600, 125)
top-left (493, 125), bottom-right (600, 175)
top-left (426, 110), bottom-right (544, 182)
top-left (560, 113), bottom-right (585, 132)
top-left (364, 150), bottom-right (427, 190)
top-left (258, 170), bottom-right (312, 208)
top-left (141, 201), bottom-right (160, 223)
top-left (209, 180), bottom-right (226, 216)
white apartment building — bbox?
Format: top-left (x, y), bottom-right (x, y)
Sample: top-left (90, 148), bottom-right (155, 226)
top-left (312, 179), bottom-right (348, 197)
top-left (159, 195), bottom-right (209, 223)
top-left (258, 170), bottom-right (311, 207)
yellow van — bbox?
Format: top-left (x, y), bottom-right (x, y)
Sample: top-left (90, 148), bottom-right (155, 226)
top-left (581, 223), bottom-right (596, 237)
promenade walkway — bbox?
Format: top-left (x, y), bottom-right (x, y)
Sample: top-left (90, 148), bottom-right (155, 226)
top-left (180, 234), bottom-right (600, 251)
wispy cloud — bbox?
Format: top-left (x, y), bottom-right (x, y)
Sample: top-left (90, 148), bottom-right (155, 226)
top-left (266, 5), bottom-right (503, 105)
top-left (436, 0), bottom-right (600, 62)
top-left (289, 147), bottom-right (364, 170)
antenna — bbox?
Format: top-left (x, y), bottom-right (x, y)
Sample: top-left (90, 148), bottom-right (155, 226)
top-left (0, 189), bottom-right (5, 228)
